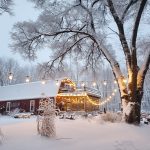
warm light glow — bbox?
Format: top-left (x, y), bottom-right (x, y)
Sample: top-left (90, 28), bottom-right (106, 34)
top-left (84, 92), bottom-right (87, 96)
top-left (81, 82), bottom-right (85, 87)
top-left (112, 92), bottom-right (115, 96)
top-left (103, 80), bottom-right (107, 86)
top-left (57, 83), bottom-right (118, 107)
top-left (92, 82), bottom-right (96, 87)
top-left (8, 73), bottom-right (13, 80)
top-left (41, 79), bottom-right (46, 84)
top-left (56, 80), bottom-right (59, 86)
top-left (123, 78), bottom-right (127, 83)
top-left (25, 76), bottom-right (30, 83)
top-left (114, 80), bottom-right (117, 84)
top-left (114, 89), bottom-right (117, 93)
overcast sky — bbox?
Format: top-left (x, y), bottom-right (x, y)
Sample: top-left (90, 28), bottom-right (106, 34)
top-left (0, 0), bottom-right (50, 66)
top-left (0, 0), bottom-right (149, 68)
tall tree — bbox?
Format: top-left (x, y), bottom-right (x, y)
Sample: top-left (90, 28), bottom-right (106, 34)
top-left (10, 0), bottom-right (150, 124)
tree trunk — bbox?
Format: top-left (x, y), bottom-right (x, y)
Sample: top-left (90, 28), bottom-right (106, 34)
top-left (118, 74), bottom-right (143, 125)
top-left (123, 99), bottom-right (141, 124)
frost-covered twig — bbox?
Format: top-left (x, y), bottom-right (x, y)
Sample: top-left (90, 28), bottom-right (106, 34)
top-left (37, 98), bottom-right (56, 138)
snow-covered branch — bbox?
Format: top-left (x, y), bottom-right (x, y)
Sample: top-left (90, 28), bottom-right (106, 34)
top-left (137, 50), bottom-right (150, 88)
top-left (45, 35), bottom-right (90, 71)
top-left (131, 0), bottom-right (147, 48)
top-left (0, 0), bottom-right (13, 15)
top-left (107, 0), bottom-right (131, 67)
top-left (77, 0), bottom-right (95, 32)
top-left (121, 0), bottom-right (139, 22)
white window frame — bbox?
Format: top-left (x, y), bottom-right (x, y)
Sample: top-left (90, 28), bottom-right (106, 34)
top-left (6, 102), bottom-right (11, 112)
top-left (30, 100), bottom-right (35, 112)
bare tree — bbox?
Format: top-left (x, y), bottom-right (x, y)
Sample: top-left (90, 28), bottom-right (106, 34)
top-left (0, 57), bottom-right (29, 85)
top-left (36, 61), bottom-right (70, 80)
top-left (0, 0), bottom-right (13, 15)
top-left (10, 0), bottom-right (150, 124)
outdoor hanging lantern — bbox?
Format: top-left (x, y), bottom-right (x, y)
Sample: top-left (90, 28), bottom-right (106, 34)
top-left (114, 80), bottom-right (117, 84)
top-left (56, 80), bottom-right (59, 86)
top-left (8, 72), bottom-right (13, 80)
top-left (81, 82), bottom-right (85, 87)
top-left (92, 82), bottom-right (96, 87)
top-left (41, 78), bottom-right (46, 84)
top-left (103, 80), bottom-right (107, 86)
top-left (25, 76), bottom-right (30, 83)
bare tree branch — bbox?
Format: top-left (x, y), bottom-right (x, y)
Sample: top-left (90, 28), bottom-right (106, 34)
top-left (107, 0), bottom-right (131, 67)
top-left (44, 35), bottom-right (89, 72)
top-left (77, 0), bottom-right (96, 32)
top-left (121, 0), bottom-right (139, 22)
top-left (131, 0), bottom-right (147, 48)
top-left (0, 0), bottom-right (13, 15)
top-left (108, 27), bottom-right (119, 36)
top-left (137, 50), bottom-right (150, 89)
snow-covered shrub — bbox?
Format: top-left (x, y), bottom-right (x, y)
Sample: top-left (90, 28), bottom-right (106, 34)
top-left (37, 98), bottom-right (56, 138)
top-left (101, 112), bottom-right (122, 123)
top-left (40, 108), bottom-right (56, 137)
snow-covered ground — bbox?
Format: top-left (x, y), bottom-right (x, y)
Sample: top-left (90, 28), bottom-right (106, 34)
top-left (0, 115), bottom-right (150, 150)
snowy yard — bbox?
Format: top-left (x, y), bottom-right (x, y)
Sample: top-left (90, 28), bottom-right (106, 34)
top-left (0, 115), bottom-right (150, 150)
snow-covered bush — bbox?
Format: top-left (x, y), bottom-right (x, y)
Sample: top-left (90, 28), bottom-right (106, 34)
top-left (40, 108), bottom-right (56, 137)
top-left (101, 112), bottom-right (122, 123)
top-left (37, 98), bottom-right (56, 138)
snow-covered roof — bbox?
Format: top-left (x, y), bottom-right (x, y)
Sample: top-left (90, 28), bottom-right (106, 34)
top-left (76, 87), bottom-right (101, 98)
top-left (0, 80), bottom-right (61, 101)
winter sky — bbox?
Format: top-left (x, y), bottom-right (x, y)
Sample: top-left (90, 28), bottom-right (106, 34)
top-left (0, 0), bottom-right (125, 67)
top-left (0, 0), bottom-right (50, 66)
top-left (0, 0), bottom-right (149, 67)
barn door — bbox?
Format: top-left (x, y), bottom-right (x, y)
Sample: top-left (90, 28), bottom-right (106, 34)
top-left (6, 102), bottom-right (11, 112)
top-left (30, 100), bottom-right (35, 112)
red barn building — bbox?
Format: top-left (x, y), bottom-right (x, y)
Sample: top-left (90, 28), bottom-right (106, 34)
top-left (0, 78), bottom-right (101, 114)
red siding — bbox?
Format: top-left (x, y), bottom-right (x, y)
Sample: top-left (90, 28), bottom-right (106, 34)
top-left (0, 98), bottom-right (54, 114)
top-left (0, 101), bottom-right (6, 114)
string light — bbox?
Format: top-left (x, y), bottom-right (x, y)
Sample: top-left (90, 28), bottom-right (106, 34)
top-left (74, 79), bottom-right (118, 86)
top-left (6, 74), bottom-right (118, 107)
top-left (56, 80), bottom-right (59, 86)
top-left (57, 87), bottom-right (118, 106)
top-left (103, 80), bottom-right (107, 86)
top-left (7, 73), bottom-right (119, 86)
top-left (114, 89), bottom-right (117, 93)
top-left (112, 92), bottom-right (115, 96)
top-left (114, 80), bottom-right (117, 84)
top-left (81, 82), bottom-right (85, 87)
top-left (8, 72), bottom-right (13, 80)
top-left (86, 96), bottom-right (100, 106)
top-left (123, 78), bottom-right (127, 83)
top-left (92, 82), bottom-right (96, 87)
top-left (72, 90), bottom-right (117, 106)
top-left (25, 76), bottom-right (30, 83)
top-left (41, 79), bottom-right (46, 85)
